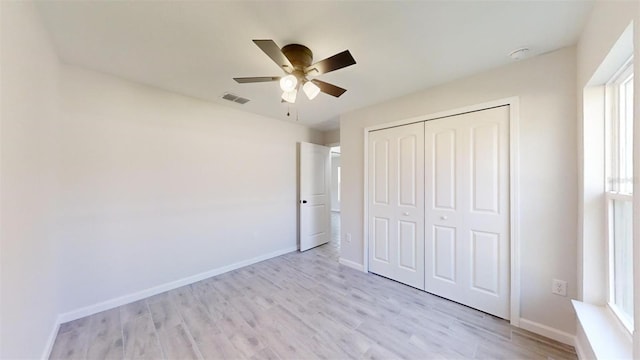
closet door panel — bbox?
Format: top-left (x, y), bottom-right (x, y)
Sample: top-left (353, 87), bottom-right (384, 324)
top-left (425, 106), bottom-right (510, 319)
top-left (368, 122), bottom-right (425, 289)
top-left (434, 129), bottom-right (456, 210)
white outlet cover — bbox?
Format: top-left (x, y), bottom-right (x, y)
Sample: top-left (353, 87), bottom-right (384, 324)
top-left (552, 279), bottom-right (567, 296)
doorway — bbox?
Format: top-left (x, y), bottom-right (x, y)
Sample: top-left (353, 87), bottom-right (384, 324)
top-left (330, 146), bottom-right (341, 250)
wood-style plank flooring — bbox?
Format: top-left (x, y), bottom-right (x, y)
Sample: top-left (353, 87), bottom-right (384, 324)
top-left (50, 215), bottom-right (577, 359)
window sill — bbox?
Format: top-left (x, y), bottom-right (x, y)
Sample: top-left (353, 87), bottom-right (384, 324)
top-left (572, 300), bottom-right (632, 359)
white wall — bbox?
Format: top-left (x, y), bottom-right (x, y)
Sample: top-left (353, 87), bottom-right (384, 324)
top-left (1, 4), bottom-right (324, 357)
top-left (323, 129), bottom-right (340, 145)
top-left (576, 1), bottom-right (637, 88)
top-left (340, 47), bottom-right (578, 335)
top-left (55, 65), bottom-right (323, 314)
top-left (0, 2), bottom-right (62, 358)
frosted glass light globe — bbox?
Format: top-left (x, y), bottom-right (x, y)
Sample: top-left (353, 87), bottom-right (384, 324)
top-left (303, 81), bottom-right (321, 100)
top-left (281, 89), bottom-right (297, 103)
top-left (279, 75), bottom-right (298, 92)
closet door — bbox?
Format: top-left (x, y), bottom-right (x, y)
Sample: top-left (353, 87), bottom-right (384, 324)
top-left (424, 106), bottom-right (510, 319)
top-left (368, 122), bottom-right (425, 289)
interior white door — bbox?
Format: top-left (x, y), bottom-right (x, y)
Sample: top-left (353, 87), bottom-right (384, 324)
top-left (368, 122), bottom-right (425, 289)
top-left (299, 142), bottom-right (331, 251)
top-left (424, 106), bottom-right (510, 319)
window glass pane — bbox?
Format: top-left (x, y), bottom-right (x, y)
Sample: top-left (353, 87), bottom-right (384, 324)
top-left (621, 76), bottom-right (633, 194)
top-left (612, 199), bottom-right (633, 322)
top-left (606, 102), bottom-right (618, 192)
top-left (607, 70), bottom-right (633, 194)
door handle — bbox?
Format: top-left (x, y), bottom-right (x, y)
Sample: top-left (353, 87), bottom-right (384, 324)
top-left (402, 212), bottom-right (410, 216)
top-left (301, 200), bottom-right (308, 204)
top-left (441, 215), bottom-right (448, 220)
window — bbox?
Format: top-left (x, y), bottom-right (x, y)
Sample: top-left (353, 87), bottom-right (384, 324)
top-left (605, 58), bottom-right (634, 331)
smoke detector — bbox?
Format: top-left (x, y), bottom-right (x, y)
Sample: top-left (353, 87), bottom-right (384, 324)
top-left (509, 48), bottom-right (530, 61)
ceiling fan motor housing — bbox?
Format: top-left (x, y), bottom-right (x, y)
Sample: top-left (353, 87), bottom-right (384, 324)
top-left (281, 44), bottom-right (313, 70)
top-left (282, 44), bottom-right (313, 85)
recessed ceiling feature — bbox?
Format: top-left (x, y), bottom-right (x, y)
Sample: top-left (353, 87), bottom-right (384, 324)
top-left (36, 1), bottom-right (594, 130)
top-left (509, 48), bottom-right (531, 61)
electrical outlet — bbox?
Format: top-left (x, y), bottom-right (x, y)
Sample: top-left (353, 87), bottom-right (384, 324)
top-left (345, 233), bottom-right (352, 244)
top-left (552, 279), bottom-right (567, 296)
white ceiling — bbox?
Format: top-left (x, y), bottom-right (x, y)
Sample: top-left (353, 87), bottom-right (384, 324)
top-left (36, 1), bottom-right (594, 131)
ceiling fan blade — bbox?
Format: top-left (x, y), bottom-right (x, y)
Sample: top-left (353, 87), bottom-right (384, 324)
top-left (305, 50), bottom-right (356, 76)
top-left (233, 76), bottom-right (280, 83)
top-left (311, 79), bottom-right (347, 98)
top-left (253, 40), bottom-right (294, 73)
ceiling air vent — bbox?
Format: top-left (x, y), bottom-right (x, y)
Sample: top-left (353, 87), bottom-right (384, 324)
top-left (221, 92), bottom-right (250, 104)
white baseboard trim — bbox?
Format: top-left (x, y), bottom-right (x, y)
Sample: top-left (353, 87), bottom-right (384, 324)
top-left (518, 318), bottom-right (575, 346)
top-left (509, 314), bottom-right (520, 328)
top-left (338, 257), bottom-right (366, 272)
top-left (41, 320), bottom-right (61, 359)
top-left (57, 246), bottom-right (297, 324)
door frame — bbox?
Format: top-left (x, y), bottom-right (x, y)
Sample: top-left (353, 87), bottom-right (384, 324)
top-left (362, 97), bottom-right (521, 326)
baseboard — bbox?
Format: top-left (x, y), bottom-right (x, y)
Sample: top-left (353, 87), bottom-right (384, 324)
top-left (338, 257), bottom-right (366, 272)
top-left (57, 246), bottom-right (297, 324)
top-left (518, 318), bottom-right (575, 346)
top-left (41, 320), bottom-right (61, 359)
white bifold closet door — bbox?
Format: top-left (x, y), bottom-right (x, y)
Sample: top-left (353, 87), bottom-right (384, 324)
top-left (424, 106), bottom-right (510, 319)
top-left (368, 122), bottom-right (425, 289)
top-left (368, 106), bottom-right (510, 319)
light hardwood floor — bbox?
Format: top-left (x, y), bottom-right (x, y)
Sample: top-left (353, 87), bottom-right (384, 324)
top-left (50, 227), bottom-right (576, 359)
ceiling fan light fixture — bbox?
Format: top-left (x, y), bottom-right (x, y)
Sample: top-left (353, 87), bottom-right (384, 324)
top-left (279, 74), bottom-right (298, 92)
top-left (235, 40), bottom-right (356, 103)
top-left (303, 81), bottom-right (321, 100)
top-left (281, 89), bottom-right (297, 103)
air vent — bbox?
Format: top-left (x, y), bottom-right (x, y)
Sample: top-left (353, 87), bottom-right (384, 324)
top-left (221, 92), bottom-right (250, 104)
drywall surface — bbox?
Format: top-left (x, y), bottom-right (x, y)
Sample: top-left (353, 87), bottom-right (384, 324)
top-left (56, 65), bottom-right (323, 313)
top-left (0, 2), bottom-right (62, 358)
top-left (1, 4), bottom-right (323, 357)
top-left (323, 128), bottom-right (340, 145)
top-left (340, 47), bottom-right (578, 334)
top-left (577, 1), bottom-right (637, 88)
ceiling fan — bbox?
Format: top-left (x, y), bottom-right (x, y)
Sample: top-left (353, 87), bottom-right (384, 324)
top-left (234, 40), bottom-right (356, 104)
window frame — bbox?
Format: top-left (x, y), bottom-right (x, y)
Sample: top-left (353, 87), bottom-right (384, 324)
top-left (605, 192), bottom-right (634, 332)
top-left (604, 57), bottom-right (634, 334)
